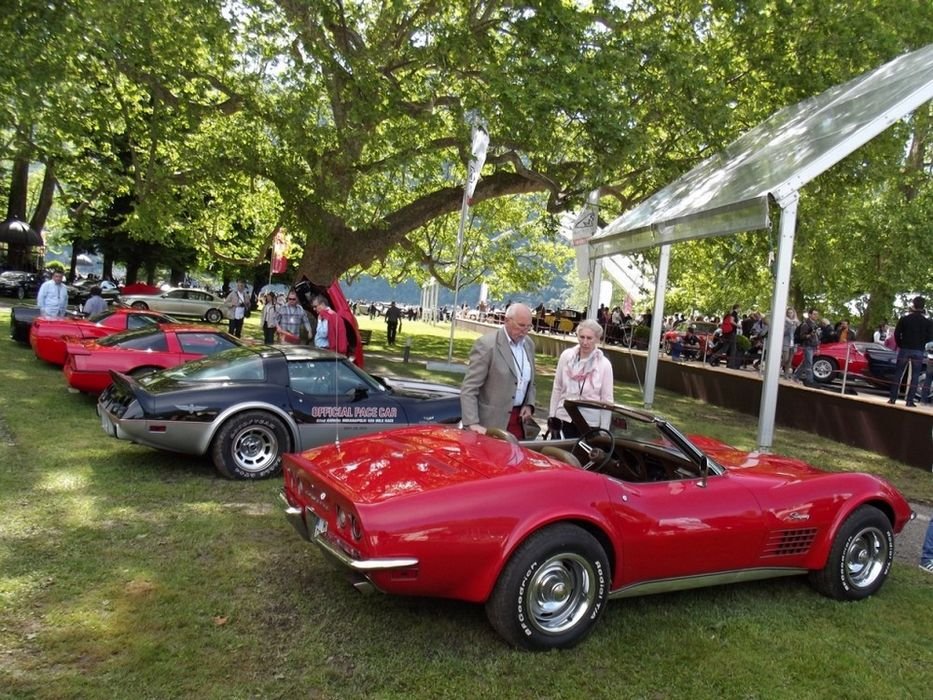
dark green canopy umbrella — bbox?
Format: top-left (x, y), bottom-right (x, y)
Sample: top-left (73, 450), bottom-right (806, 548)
top-left (0, 218), bottom-right (43, 246)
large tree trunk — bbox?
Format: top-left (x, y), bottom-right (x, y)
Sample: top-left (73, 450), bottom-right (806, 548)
top-left (6, 152), bottom-right (30, 221)
top-left (30, 162), bottom-right (57, 234)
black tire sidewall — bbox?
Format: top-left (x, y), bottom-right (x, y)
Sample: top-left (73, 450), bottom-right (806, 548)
top-left (811, 505), bottom-right (893, 600)
top-left (487, 524), bottom-right (609, 650)
top-left (211, 411), bottom-right (290, 480)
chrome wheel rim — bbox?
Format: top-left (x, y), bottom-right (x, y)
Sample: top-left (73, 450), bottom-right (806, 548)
top-left (232, 424), bottom-right (279, 473)
top-left (844, 525), bottom-right (888, 589)
top-left (813, 359), bottom-right (833, 381)
top-left (526, 553), bottom-right (597, 635)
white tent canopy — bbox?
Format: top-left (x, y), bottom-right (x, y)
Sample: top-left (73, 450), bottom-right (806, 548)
top-left (588, 43), bottom-right (933, 450)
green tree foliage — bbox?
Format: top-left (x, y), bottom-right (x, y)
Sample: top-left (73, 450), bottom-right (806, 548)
top-left (1, 0), bottom-right (930, 321)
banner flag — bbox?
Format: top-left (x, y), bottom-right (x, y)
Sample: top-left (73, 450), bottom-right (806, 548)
top-left (465, 126), bottom-right (489, 205)
top-left (271, 229), bottom-right (289, 274)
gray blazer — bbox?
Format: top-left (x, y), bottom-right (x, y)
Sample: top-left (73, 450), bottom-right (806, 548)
top-left (460, 327), bottom-right (536, 430)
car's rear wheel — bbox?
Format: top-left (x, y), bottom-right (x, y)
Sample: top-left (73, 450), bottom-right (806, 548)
top-left (809, 505), bottom-right (893, 600)
top-left (205, 308), bottom-right (223, 324)
top-left (486, 523), bottom-right (609, 650)
top-left (16, 286), bottom-right (25, 300)
top-left (210, 410), bottom-right (291, 480)
top-left (812, 356), bottom-right (837, 383)
top-left (131, 301), bottom-right (149, 310)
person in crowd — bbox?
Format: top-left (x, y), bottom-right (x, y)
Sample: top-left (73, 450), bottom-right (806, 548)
top-left (920, 517), bottom-right (933, 574)
top-left (681, 324), bottom-right (702, 360)
top-left (385, 301), bottom-right (402, 345)
top-left (260, 292), bottom-right (280, 344)
top-left (224, 280), bottom-right (249, 338)
top-left (873, 321), bottom-right (889, 344)
top-left (547, 320), bottom-right (613, 439)
top-left (794, 308), bottom-right (822, 386)
top-left (310, 295), bottom-right (348, 354)
top-left (368, 302), bottom-right (377, 320)
top-left (887, 296), bottom-right (932, 407)
top-left (461, 303), bottom-right (536, 440)
top-left (82, 286), bottom-right (107, 316)
top-left (819, 318), bottom-right (836, 343)
top-left (782, 307), bottom-right (799, 379)
top-left (275, 290), bottom-right (312, 343)
top-left (708, 309), bottom-right (738, 367)
top-left (835, 319), bottom-right (856, 342)
top-left (921, 341), bottom-right (933, 406)
top-left (36, 270), bottom-right (69, 317)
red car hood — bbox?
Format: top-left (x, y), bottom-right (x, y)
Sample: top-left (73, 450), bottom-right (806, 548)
top-left (690, 435), bottom-right (826, 478)
top-left (292, 426), bottom-right (558, 505)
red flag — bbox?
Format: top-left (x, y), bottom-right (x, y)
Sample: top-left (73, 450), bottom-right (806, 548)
top-left (271, 229), bottom-right (288, 274)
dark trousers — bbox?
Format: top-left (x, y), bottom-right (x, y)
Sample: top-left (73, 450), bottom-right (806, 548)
top-left (228, 317), bottom-right (243, 338)
top-left (387, 322), bottom-right (398, 344)
top-left (263, 324), bottom-right (276, 344)
top-left (889, 348), bottom-right (924, 404)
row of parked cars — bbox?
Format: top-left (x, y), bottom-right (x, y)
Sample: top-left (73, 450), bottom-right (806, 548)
top-left (10, 281), bottom-right (461, 481)
top-left (661, 319), bottom-right (927, 390)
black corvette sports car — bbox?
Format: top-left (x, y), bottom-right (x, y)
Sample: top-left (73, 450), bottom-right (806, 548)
top-left (97, 344), bottom-right (461, 480)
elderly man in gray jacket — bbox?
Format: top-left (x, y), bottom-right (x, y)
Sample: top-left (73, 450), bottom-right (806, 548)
top-left (460, 303), bottom-right (536, 440)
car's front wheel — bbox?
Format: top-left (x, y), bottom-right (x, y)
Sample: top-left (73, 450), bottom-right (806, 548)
top-left (210, 410), bottom-right (291, 480)
top-left (485, 523), bottom-right (609, 650)
top-left (812, 356), bottom-right (837, 383)
top-left (205, 308), bottom-right (223, 324)
top-left (16, 286), bottom-right (25, 300)
top-left (809, 505), bottom-right (893, 600)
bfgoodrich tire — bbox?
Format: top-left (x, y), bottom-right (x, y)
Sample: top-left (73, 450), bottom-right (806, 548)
top-left (485, 523), bottom-right (609, 650)
top-left (808, 505), bottom-right (894, 600)
top-left (210, 411), bottom-right (291, 480)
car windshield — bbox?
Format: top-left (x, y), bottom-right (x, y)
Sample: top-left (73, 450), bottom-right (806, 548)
top-left (97, 327), bottom-right (160, 347)
top-left (566, 400), bottom-right (678, 451)
top-left (156, 346), bottom-right (265, 382)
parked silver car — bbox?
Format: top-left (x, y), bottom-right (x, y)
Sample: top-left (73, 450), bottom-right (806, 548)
top-left (117, 287), bottom-right (226, 323)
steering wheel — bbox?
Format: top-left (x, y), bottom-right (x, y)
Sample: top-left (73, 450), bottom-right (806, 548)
top-left (576, 427), bottom-right (616, 471)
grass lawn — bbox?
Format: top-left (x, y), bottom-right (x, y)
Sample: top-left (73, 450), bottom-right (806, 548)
top-left (1, 307), bottom-right (931, 699)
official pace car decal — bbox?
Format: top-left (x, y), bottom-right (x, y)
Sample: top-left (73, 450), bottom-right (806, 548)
top-left (310, 405), bottom-right (399, 423)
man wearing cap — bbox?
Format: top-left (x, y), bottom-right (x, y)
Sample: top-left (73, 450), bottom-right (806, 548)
top-left (887, 296), bottom-right (933, 407)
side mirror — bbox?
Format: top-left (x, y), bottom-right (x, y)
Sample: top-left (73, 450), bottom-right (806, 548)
top-left (347, 387), bottom-right (368, 401)
top-left (698, 455), bottom-right (709, 488)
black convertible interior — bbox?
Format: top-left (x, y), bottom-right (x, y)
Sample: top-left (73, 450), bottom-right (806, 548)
top-left (518, 428), bottom-right (706, 483)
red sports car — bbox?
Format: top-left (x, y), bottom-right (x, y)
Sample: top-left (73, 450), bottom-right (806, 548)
top-left (30, 308), bottom-right (176, 365)
top-left (64, 324), bottom-right (242, 393)
top-left (791, 341), bottom-right (880, 383)
top-left (662, 320), bottom-right (717, 357)
top-left (282, 399), bottom-right (913, 651)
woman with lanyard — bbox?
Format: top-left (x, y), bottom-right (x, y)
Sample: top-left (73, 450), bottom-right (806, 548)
top-left (547, 319), bottom-right (614, 439)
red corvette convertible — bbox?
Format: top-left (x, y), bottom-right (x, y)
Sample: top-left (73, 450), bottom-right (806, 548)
top-left (282, 399), bottom-right (913, 651)
top-left (64, 324), bottom-right (242, 393)
top-left (30, 308), bottom-right (176, 365)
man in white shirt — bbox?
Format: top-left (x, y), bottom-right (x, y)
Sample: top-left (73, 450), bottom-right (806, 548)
top-left (36, 271), bottom-right (69, 317)
top-left (224, 280), bottom-right (249, 338)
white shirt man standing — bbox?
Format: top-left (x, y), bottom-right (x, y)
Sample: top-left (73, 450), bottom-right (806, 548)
top-left (36, 271), bottom-right (69, 317)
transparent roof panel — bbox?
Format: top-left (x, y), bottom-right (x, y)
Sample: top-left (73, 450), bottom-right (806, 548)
top-left (593, 43), bottom-right (933, 257)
